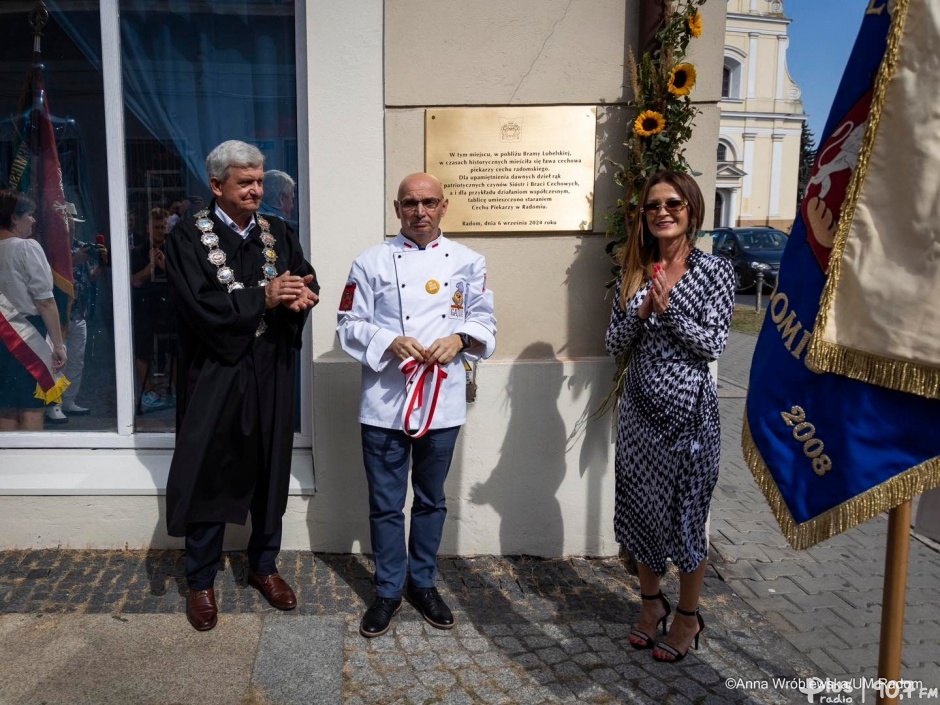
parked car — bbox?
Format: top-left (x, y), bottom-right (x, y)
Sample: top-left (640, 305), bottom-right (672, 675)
top-left (710, 227), bottom-right (787, 292)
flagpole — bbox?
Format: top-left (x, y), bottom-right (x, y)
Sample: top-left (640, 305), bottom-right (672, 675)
top-left (30, 1), bottom-right (49, 59)
top-left (876, 500), bottom-right (911, 705)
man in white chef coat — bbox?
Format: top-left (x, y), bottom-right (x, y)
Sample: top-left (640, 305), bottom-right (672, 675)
top-left (337, 172), bottom-right (496, 638)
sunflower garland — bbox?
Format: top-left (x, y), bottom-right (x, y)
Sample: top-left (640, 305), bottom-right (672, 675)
top-left (607, 0), bottom-right (707, 267)
top-left (599, 0), bottom-right (708, 415)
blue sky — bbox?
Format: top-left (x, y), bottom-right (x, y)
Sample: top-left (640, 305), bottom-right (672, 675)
top-left (784, 0), bottom-right (866, 145)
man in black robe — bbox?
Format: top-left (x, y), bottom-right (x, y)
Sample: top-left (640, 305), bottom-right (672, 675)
top-left (164, 140), bottom-right (318, 631)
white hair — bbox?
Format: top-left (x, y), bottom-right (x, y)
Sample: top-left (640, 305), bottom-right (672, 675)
top-left (205, 140), bottom-right (265, 183)
top-left (262, 169), bottom-right (296, 206)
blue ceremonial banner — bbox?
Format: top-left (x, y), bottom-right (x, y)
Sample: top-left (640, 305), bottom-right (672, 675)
top-left (743, 0), bottom-right (940, 549)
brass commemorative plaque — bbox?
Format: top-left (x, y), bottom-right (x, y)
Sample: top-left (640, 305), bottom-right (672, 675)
top-left (426, 107), bottom-right (596, 232)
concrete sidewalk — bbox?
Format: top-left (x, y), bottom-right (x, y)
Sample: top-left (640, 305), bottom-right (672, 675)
top-left (0, 329), bottom-right (937, 704)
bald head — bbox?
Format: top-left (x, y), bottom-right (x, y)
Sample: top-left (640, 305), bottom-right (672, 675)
top-left (397, 172), bottom-right (443, 200)
top-left (394, 172), bottom-right (448, 247)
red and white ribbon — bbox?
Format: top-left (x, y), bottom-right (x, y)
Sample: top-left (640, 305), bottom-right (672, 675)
top-left (0, 291), bottom-right (69, 403)
top-left (399, 356), bottom-right (448, 438)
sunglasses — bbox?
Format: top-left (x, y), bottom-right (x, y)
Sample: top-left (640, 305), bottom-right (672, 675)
top-left (642, 199), bottom-right (687, 215)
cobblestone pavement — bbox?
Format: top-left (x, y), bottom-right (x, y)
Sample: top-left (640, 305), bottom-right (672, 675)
top-left (713, 331), bottom-right (940, 692)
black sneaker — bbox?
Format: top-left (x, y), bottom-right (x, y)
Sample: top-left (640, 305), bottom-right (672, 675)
top-left (406, 585), bottom-right (455, 630)
top-left (359, 596), bottom-right (402, 638)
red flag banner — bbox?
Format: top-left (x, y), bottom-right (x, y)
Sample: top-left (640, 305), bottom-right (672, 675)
top-left (10, 64), bottom-right (74, 315)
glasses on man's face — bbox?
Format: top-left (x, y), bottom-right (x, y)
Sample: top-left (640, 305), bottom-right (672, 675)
top-left (399, 198), bottom-right (442, 213)
top-left (642, 198), bottom-right (687, 216)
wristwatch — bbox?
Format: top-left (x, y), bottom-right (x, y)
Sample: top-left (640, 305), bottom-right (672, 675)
top-left (458, 332), bottom-right (473, 351)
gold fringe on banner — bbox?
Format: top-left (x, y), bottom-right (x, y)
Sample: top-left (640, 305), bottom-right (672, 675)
top-left (741, 414), bottom-right (940, 550)
top-left (808, 339), bottom-right (940, 399)
top-left (807, 0), bottom-right (940, 398)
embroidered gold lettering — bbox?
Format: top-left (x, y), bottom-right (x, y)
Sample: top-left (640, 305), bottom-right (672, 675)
top-left (769, 292), bottom-right (814, 362)
top-left (780, 405), bottom-right (832, 476)
top-left (792, 329), bottom-right (812, 359)
top-left (776, 311), bottom-right (802, 351)
top-left (769, 291), bottom-right (789, 323)
top-left (865, 0), bottom-right (888, 15)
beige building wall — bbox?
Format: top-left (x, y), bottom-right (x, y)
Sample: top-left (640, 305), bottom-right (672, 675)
top-left (718, 0), bottom-right (805, 230)
top-left (0, 0), bottom-right (727, 555)
top-left (307, 0), bottom-right (726, 557)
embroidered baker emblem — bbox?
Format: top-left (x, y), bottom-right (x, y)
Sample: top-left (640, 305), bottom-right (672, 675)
top-left (339, 282), bottom-right (356, 311)
top-left (425, 279), bottom-right (440, 294)
top-left (450, 280), bottom-right (466, 319)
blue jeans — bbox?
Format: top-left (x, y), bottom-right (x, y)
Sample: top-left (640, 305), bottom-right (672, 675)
top-left (361, 424), bottom-right (460, 598)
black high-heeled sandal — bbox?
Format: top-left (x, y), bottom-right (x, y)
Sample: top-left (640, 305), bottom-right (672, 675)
top-left (629, 592), bottom-right (671, 650)
top-left (653, 607), bottom-right (705, 662)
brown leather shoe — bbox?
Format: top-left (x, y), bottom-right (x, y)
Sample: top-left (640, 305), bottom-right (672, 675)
top-left (186, 588), bottom-right (217, 631)
top-left (248, 571), bottom-right (297, 610)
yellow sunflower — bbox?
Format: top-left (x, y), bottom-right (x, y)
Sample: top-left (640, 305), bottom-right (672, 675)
top-left (634, 110), bottom-right (666, 137)
top-left (668, 63), bottom-right (697, 97)
top-left (688, 12), bottom-right (703, 38)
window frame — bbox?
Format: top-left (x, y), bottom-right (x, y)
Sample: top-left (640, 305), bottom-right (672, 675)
top-left (722, 55), bottom-right (744, 101)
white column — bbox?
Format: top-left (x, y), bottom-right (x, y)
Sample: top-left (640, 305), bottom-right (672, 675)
top-left (750, 0), bottom-right (761, 12)
top-left (775, 36), bottom-right (789, 100)
top-left (742, 133), bottom-right (757, 212)
top-left (747, 33), bottom-right (760, 99)
top-left (770, 134), bottom-right (784, 216)
top-left (729, 188), bottom-right (741, 226)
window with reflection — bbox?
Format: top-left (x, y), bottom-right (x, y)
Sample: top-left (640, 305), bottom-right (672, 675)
top-left (0, 2), bottom-right (116, 433)
top-left (116, 0), bottom-right (299, 431)
top-left (0, 0), bottom-right (299, 437)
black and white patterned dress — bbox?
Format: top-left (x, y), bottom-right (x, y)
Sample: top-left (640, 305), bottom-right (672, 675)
top-left (605, 248), bottom-right (735, 575)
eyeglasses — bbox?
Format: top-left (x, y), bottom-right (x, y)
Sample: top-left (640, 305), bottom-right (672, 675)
top-left (398, 198), bottom-right (443, 213)
top-left (642, 199), bottom-right (687, 215)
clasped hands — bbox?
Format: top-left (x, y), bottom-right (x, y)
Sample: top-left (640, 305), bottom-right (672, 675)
top-left (388, 334), bottom-right (462, 366)
top-left (264, 270), bottom-right (319, 312)
top-left (638, 266), bottom-right (671, 319)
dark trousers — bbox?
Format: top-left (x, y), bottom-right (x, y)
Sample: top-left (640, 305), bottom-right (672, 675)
top-left (361, 424), bottom-right (460, 598)
top-left (184, 493), bottom-right (283, 590)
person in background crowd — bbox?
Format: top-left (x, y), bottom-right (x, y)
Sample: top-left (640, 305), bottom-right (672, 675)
top-left (166, 199), bottom-right (190, 233)
top-left (337, 172), bottom-right (496, 638)
top-left (605, 170), bottom-right (735, 663)
top-left (164, 140), bottom-right (319, 631)
top-left (130, 207), bottom-right (175, 412)
top-left (259, 169), bottom-right (297, 228)
top-left (0, 190), bottom-right (67, 431)
top-left (45, 203), bottom-right (108, 424)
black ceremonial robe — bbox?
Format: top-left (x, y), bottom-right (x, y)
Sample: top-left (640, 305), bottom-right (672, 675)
top-left (164, 205), bottom-right (317, 537)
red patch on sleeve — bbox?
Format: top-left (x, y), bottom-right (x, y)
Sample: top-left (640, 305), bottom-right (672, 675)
top-left (339, 282), bottom-right (356, 311)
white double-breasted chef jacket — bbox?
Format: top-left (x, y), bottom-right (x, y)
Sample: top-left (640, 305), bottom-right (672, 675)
top-left (337, 232), bottom-right (497, 430)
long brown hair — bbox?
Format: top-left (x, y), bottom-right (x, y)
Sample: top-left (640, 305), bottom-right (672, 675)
top-left (616, 170), bottom-right (704, 310)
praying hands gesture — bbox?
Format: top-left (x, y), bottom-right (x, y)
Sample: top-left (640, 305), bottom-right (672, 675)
top-left (639, 265), bottom-right (671, 319)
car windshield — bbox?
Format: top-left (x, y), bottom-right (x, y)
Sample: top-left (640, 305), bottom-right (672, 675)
top-left (739, 230), bottom-right (787, 250)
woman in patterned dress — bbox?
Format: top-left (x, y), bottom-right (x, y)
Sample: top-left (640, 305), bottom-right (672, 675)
top-left (605, 171), bottom-right (735, 662)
